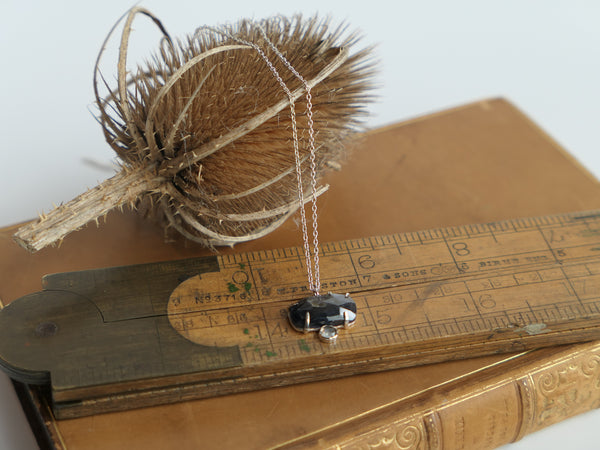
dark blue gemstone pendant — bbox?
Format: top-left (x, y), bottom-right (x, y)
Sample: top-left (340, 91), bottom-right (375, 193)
top-left (288, 293), bottom-right (357, 343)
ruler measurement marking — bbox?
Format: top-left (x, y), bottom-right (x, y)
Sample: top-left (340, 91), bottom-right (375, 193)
top-left (420, 323), bottom-right (433, 339)
top-left (453, 317), bottom-right (462, 333)
top-left (411, 328), bottom-right (422, 341)
top-left (394, 233), bottom-right (404, 245)
top-left (440, 233), bottom-right (468, 282)
top-left (247, 261), bottom-right (262, 304)
top-left (546, 307), bottom-right (558, 321)
top-left (482, 316), bottom-right (496, 330)
top-left (392, 328), bottom-right (404, 343)
top-left (414, 231), bottom-right (423, 245)
top-left (580, 215), bottom-right (596, 235)
top-left (468, 318), bottom-right (482, 332)
top-left (423, 313), bottom-right (433, 337)
top-left (466, 225), bottom-right (475, 237)
top-left (380, 331), bottom-right (390, 345)
top-left (488, 224), bottom-right (499, 243)
top-left (583, 263), bottom-right (594, 277)
top-left (392, 234), bottom-right (407, 276)
top-left (494, 314), bottom-right (508, 328)
top-left (464, 279), bottom-right (484, 324)
top-left (349, 333), bottom-right (359, 352)
top-left (257, 250), bottom-right (266, 262)
top-left (347, 245), bottom-right (363, 289)
top-left (536, 223), bottom-right (570, 267)
top-left (557, 303), bottom-right (573, 320)
top-left (559, 266), bottom-right (586, 307)
top-left (566, 303), bottom-right (579, 318)
top-left (367, 236), bottom-right (377, 250)
top-left (581, 301), bottom-right (594, 315)
top-left (363, 295), bottom-right (382, 337)
top-left (519, 217), bottom-right (534, 230)
top-left (540, 215), bottom-right (552, 226)
top-left (580, 302), bottom-right (594, 316)
top-left (525, 300), bottom-right (540, 324)
top-left (491, 221), bottom-right (510, 234)
top-left (553, 303), bottom-right (564, 321)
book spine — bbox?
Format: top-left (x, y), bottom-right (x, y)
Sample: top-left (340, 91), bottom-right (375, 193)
top-left (281, 342), bottom-right (600, 449)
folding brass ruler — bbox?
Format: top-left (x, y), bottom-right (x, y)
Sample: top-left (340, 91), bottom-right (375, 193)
top-left (2, 210), bottom-right (600, 418)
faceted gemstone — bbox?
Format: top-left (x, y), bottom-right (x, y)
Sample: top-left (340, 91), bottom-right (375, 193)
top-left (288, 293), bottom-right (357, 332)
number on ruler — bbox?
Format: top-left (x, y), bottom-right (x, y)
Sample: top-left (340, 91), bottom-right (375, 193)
top-left (452, 242), bottom-right (471, 257)
top-left (358, 254), bottom-right (376, 269)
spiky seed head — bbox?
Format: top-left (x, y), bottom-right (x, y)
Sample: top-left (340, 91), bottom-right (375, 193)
top-left (96, 9), bottom-right (376, 247)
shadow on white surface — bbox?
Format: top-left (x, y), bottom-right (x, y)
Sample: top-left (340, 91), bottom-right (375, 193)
top-left (0, 373), bottom-right (38, 450)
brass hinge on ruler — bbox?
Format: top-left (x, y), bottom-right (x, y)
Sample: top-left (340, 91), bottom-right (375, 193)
top-left (2, 210), bottom-right (600, 418)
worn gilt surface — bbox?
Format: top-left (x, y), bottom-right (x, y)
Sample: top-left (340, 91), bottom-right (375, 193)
top-left (339, 416), bottom-right (429, 450)
top-left (531, 343), bottom-right (600, 430)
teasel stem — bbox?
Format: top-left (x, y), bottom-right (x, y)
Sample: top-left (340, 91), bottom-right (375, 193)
top-left (13, 166), bottom-right (330, 253)
top-left (12, 169), bottom-right (161, 253)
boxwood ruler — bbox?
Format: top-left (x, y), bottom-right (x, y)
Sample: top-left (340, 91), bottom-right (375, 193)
top-left (2, 210), bottom-right (600, 418)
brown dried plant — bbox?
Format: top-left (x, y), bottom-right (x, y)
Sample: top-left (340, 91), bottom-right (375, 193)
top-left (13, 7), bottom-right (375, 252)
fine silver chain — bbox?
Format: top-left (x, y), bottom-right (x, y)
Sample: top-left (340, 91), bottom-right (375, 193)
top-left (255, 25), bottom-right (321, 295)
top-left (208, 24), bottom-right (322, 295)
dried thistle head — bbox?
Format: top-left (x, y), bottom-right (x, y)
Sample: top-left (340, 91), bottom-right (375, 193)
top-left (14, 7), bottom-right (376, 252)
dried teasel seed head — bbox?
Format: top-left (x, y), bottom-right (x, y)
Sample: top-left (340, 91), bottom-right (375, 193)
top-left (13, 7), bottom-right (376, 252)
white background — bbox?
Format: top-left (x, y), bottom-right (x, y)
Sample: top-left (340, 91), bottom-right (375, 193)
top-left (1, 1), bottom-right (599, 448)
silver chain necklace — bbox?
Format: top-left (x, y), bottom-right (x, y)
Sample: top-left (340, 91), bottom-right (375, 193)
top-left (207, 22), bottom-right (357, 343)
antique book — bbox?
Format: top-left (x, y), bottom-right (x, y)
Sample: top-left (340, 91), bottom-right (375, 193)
top-left (1, 98), bottom-right (599, 449)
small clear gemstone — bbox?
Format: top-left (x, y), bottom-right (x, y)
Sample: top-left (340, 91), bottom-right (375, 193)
top-left (318, 325), bottom-right (338, 343)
